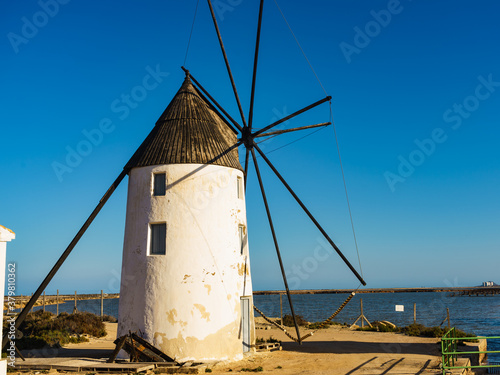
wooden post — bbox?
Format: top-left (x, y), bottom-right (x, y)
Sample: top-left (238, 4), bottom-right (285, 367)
top-left (413, 303), bottom-right (416, 324)
top-left (43, 291), bottom-right (46, 312)
top-left (101, 290), bottom-right (104, 319)
top-left (73, 291), bottom-right (78, 313)
top-left (280, 293), bottom-right (283, 326)
top-left (350, 298), bottom-right (372, 329)
top-left (360, 299), bottom-right (364, 328)
top-left (56, 289), bottom-right (59, 316)
top-left (107, 335), bottom-right (127, 363)
top-left (14, 345), bottom-right (26, 361)
top-left (447, 308), bottom-right (450, 329)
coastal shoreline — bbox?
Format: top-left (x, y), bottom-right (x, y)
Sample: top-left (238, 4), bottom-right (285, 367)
top-left (3, 293), bottom-right (119, 311)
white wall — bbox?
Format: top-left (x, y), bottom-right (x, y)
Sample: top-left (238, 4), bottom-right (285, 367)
top-left (118, 164), bottom-right (254, 362)
top-left (0, 225), bottom-right (15, 375)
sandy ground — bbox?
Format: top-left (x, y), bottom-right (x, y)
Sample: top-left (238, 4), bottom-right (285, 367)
top-left (18, 320), bottom-right (445, 374)
top-left (19, 322), bottom-right (119, 359)
top-left (212, 319), bottom-right (442, 374)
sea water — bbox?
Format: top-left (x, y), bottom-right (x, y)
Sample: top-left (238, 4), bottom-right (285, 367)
top-left (33, 292), bottom-right (500, 360)
top-left (252, 292), bottom-right (500, 360)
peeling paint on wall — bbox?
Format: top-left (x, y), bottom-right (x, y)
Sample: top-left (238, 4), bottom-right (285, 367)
top-left (193, 304), bottom-right (210, 322)
top-left (154, 322), bottom-right (242, 362)
top-left (237, 263), bottom-right (246, 276)
top-left (166, 308), bottom-right (187, 327)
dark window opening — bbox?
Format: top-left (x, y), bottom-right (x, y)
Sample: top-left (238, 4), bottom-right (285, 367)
top-left (150, 223), bottom-right (166, 255)
top-left (153, 173), bottom-right (166, 196)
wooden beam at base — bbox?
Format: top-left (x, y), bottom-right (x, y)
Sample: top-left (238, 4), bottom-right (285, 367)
top-left (107, 334), bottom-right (127, 363)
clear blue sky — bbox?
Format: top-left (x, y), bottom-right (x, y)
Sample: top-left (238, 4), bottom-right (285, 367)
top-left (1, 1), bottom-right (499, 295)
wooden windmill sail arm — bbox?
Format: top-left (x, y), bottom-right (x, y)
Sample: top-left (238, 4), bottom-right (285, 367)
top-left (191, 81), bottom-right (239, 135)
top-left (251, 148), bottom-right (303, 344)
top-left (253, 143), bottom-right (367, 286)
top-left (166, 141), bottom-right (243, 190)
top-left (248, 0), bottom-right (265, 132)
top-left (252, 96), bottom-right (332, 137)
top-left (1, 169), bottom-right (128, 350)
top-left (244, 148), bottom-right (250, 190)
top-left (254, 122), bottom-right (331, 138)
top-left (207, 0), bottom-right (248, 128)
top-left (181, 67), bottom-right (243, 133)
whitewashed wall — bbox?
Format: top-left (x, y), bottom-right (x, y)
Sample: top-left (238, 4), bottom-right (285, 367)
top-left (118, 164), bottom-right (254, 361)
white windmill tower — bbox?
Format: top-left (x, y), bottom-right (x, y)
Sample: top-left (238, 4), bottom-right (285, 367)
top-left (116, 74), bottom-right (255, 361)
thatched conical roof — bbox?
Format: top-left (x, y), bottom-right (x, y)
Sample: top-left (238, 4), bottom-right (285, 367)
top-left (126, 75), bottom-right (242, 171)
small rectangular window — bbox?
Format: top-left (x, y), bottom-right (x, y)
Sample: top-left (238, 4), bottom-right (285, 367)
top-left (239, 225), bottom-right (245, 254)
top-left (237, 176), bottom-right (243, 199)
top-left (153, 173), bottom-right (166, 196)
top-left (150, 223), bottom-right (166, 255)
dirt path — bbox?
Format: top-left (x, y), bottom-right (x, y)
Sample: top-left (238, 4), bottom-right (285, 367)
top-left (212, 321), bottom-right (442, 374)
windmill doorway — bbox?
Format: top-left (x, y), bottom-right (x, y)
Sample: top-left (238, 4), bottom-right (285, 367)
top-left (240, 296), bottom-right (251, 352)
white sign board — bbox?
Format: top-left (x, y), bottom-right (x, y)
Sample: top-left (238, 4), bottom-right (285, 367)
top-left (395, 305), bottom-right (404, 312)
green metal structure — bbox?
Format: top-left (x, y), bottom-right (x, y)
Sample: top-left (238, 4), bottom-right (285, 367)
top-left (441, 327), bottom-right (500, 374)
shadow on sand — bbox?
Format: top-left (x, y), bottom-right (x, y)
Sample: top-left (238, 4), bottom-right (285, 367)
top-left (21, 347), bottom-right (113, 360)
top-left (281, 339), bottom-right (440, 356)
